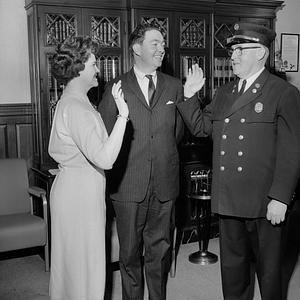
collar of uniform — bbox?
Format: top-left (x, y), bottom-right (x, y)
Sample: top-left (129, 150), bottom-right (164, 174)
top-left (239, 67), bottom-right (265, 92)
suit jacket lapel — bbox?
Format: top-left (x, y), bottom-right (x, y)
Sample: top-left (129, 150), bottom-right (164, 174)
top-left (126, 69), bottom-right (149, 109)
top-left (225, 69), bottom-right (270, 117)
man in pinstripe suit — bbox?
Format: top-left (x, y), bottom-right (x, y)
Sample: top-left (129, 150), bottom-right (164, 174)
top-left (99, 24), bottom-right (204, 300)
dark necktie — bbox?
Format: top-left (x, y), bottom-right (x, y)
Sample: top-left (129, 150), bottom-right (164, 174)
top-left (238, 79), bottom-right (247, 96)
top-left (146, 74), bottom-right (155, 106)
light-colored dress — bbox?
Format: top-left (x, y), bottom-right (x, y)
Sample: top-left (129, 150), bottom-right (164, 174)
top-left (48, 87), bottom-right (114, 300)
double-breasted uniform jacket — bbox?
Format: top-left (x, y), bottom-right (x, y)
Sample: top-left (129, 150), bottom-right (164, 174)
top-left (178, 69), bottom-right (300, 218)
top-left (98, 68), bottom-right (184, 203)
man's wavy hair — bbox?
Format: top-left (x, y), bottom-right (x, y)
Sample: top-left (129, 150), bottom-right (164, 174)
top-left (128, 23), bottom-right (162, 57)
top-left (50, 36), bottom-right (100, 85)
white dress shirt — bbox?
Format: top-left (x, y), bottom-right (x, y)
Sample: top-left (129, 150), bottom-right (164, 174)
top-left (239, 67), bottom-right (265, 93)
top-left (134, 66), bottom-right (157, 105)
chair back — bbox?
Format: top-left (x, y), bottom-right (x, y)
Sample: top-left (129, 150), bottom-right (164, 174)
top-left (0, 159), bottom-right (31, 215)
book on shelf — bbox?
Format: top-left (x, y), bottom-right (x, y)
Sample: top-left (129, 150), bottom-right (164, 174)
top-left (98, 56), bottom-right (120, 82)
top-left (214, 57), bottom-right (235, 87)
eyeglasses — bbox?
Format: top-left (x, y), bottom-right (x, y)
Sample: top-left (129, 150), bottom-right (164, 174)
top-left (227, 46), bottom-right (261, 57)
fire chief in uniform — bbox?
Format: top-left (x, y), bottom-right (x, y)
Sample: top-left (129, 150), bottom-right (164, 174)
top-left (177, 23), bottom-right (300, 300)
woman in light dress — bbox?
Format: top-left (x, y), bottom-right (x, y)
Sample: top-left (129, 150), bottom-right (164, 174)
top-left (48, 36), bottom-right (128, 300)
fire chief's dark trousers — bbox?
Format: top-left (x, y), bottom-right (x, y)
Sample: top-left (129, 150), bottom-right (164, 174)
top-left (219, 216), bottom-right (283, 300)
top-left (112, 186), bottom-right (174, 300)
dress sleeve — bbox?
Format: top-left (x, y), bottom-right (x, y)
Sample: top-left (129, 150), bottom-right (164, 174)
top-left (64, 101), bottom-right (116, 170)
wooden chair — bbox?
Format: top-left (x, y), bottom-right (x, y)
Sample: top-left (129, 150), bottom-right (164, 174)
top-left (0, 159), bottom-right (49, 271)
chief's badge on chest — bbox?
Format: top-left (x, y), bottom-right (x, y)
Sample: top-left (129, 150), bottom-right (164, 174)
top-left (254, 102), bottom-right (263, 113)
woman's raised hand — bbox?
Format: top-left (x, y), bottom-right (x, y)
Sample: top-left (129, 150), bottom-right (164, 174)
top-left (112, 80), bottom-right (129, 118)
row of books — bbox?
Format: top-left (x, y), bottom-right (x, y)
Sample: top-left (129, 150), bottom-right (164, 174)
top-left (181, 55), bottom-right (205, 79)
top-left (214, 57), bottom-right (234, 79)
top-left (97, 56), bottom-right (120, 82)
top-left (214, 57), bottom-right (235, 88)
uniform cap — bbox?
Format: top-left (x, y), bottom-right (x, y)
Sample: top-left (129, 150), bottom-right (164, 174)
top-left (226, 22), bottom-right (276, 48)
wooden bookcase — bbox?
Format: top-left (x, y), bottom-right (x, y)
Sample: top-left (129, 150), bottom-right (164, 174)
top-left (25, 0), bottom-right (283, 170)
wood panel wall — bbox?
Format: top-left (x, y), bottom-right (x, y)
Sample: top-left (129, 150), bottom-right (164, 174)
top-left (0, 104), bottom-right (33, 169)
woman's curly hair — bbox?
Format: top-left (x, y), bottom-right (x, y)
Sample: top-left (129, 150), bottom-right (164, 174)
top-left (50, 36), bottom-right (100, 85)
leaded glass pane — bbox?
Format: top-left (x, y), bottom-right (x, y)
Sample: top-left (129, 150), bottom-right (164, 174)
top-left (46, 13), bottom-right (77, 46)
top-left (141, 17), bottom-right (169, 47)
top-left (91, 16), bottom-right (120, 47)
top-left (180, 18), bottom-right (205, 48)
top-left (214, 23), bottom-right (234, 49)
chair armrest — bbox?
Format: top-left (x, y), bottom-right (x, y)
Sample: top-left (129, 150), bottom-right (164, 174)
top-left (28, 186), bottom-right (48, 225)
top-left (28, 186), bottom-right (46, 198)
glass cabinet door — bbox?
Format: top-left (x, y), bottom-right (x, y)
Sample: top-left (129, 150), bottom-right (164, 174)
top-left (37, 6), bottom-right (81, 167)
top-left (83, 8), bottom-right (127, 107)
top-left (83, 9), bottom-right (127, 83)
top-left (39, 6), bottom-right (81, 123)
top-left (175, 12), bottom-right (210, 100)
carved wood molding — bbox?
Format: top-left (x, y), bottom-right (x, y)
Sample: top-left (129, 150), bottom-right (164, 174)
top-left (25, 0), bottom-right (283, 12)
top-left (0, 104), bottom-right (32, 117)
top-left (25, 0), bottom-right (128, 9)
top-left (0, 103), bottom-right (33, 161)
top-left (129, 0), bottom-right (283, 11)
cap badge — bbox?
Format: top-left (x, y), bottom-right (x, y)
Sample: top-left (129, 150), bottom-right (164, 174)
top-left (254, 102), bottom-right (263, 113)
top-left (234, 23), bottom-right (239, 30)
